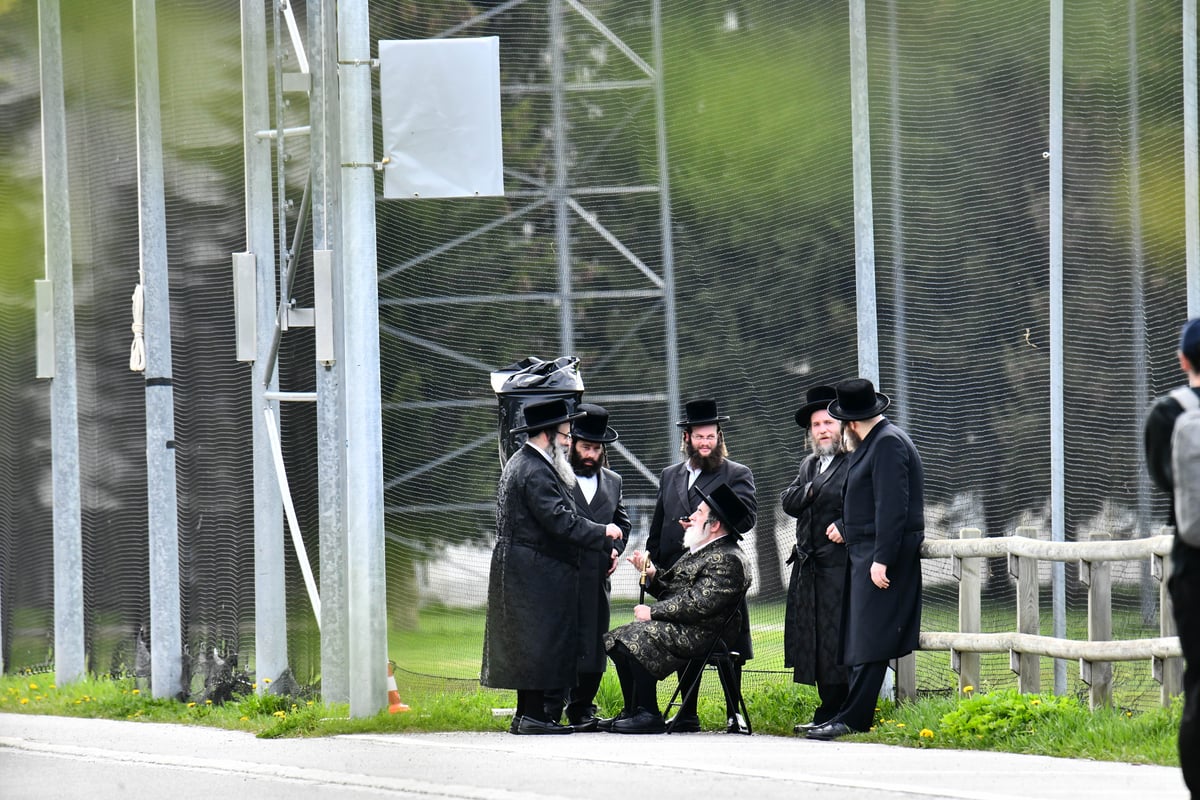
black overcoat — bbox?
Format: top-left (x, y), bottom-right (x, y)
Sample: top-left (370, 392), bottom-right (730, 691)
top-left (646, 457), bottom-right (756, 660)
top-left (480, 444), bottom-right (610, 690)
top-left (604, 536), bottom-right (751, 680)
top-left (780, 452), bottom-right (849, 685)
top-left (572, 466), bottom-right (631, 672)
top-left (838, 419), bottom-right (925, 666)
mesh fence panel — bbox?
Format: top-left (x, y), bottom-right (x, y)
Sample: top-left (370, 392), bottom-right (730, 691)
top-left (0, 0), bottom-right (1192, 713)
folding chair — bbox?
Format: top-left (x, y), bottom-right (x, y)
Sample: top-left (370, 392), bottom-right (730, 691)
top-left (663, 594), bottom-right (753, 735)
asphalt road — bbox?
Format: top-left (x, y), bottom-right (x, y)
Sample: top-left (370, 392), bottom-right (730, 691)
top-left (0, 713), bottom-right (1188, 800)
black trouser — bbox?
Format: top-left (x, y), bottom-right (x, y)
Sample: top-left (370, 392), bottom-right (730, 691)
top-left (544, 671), bottom-right (603, 723)
top-left (830, 660), bottom-right (888, 732)
top-left (1170, 541), bottom-right (1200, 799)
top-left (609, 643), bottom-right (660, 715)
top-left (813, 677), bottom-right (850, 726)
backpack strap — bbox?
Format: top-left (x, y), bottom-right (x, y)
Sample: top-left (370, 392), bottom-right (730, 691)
top-left (1170, 386), bottom-right (1200, 413)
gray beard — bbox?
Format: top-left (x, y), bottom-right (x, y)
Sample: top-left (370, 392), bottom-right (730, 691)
top-left (552, 441), bottom-right (577, 489)
top-left (811, 438), bottom-right (842, 458)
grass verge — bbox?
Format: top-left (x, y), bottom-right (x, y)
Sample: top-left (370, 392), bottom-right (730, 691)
top-left (0, 672), bottom-right (1181, 769)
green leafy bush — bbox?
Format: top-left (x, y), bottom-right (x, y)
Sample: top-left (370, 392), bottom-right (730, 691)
top-left (939, 689), bottom-right (1079, 745)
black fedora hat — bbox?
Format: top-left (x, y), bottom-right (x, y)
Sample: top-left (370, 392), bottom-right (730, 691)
top-left (827, 378), bottom-right (891, 422)
top-left (572, 403), bottom-right (619, 443)
top-left (696, 482), bottom-right (752, 537)
top-left (675, 398), bottom-right (730, 428)
top-left (511, 398), bottom-right (585, 434)
top-left (793, 385), bottom-right (839, 429)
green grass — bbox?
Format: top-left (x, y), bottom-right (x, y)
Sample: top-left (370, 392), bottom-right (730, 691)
top-left (0, 670), bottom-right (1181, 768)
top-left (0, 595), bottom-right (1183, 766)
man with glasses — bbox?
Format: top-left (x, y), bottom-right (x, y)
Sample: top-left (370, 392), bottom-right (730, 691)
top-left (481, 398), bottom-right (625, 735)
top-left (640, 399), bottom-right (757, 732)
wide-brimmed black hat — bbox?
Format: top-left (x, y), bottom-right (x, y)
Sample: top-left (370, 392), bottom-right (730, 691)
top-left (675, 398), bottom-right (730, 428)
top-left (696, 482), bottom-right (752, 537)
top-left (572, 403), bottom-right (619, 443)
top-left (827, 378), bottom-right (891, 422)
top-left (511, 398), bottom-right (585, 434)
top-left (793, 385), bottom-right (838, 429)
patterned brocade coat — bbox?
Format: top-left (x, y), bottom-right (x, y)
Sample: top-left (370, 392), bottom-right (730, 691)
top-left (604, 536), bottom-right (751, 680)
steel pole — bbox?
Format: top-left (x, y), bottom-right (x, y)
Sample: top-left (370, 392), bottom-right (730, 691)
top-left (849, 0), bottom-right (879, 383)
top-left (38, 0), bottom-right (85, 687)
top-left (1049, 0), bottom-right (1067, 696)
top-left (338, 0), bottom-right (388, 717)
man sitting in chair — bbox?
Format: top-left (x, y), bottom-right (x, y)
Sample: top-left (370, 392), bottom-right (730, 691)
top-left (602, 483), bottom-right (753, 734)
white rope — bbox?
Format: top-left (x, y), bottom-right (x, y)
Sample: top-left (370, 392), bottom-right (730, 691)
top-left (129, 277), bottom-right (146, 372)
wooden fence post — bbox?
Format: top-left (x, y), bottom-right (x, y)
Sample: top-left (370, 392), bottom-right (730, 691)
top-left (1011, 525), bottom-right (1040, 693)
top-left (1080, 530), bottom-right (1112, 709)
top-left (1155, 526), bottom-right (1183, 704)
top-left (955, 527), bottom-right (982, 693)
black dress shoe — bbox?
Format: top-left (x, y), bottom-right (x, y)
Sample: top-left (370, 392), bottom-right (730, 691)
top-left (805, 721), bottom-right (853, 741)
top-left (792, 721), bottom-right (818, 734)
top-left (597, 710), bottom-right (630, 732)
top-left (611, 708), bottom-right (667, 734)
top-left (509, 715), bottom-right (523, 734)
top-left (664, 712), bottom-right (702, 733)
top-left (513, 716), bottom-right (574, 735)
top-left (725, 712), bottom-right (749, 734)
top-left (569, 716), bottom-right (600, 732)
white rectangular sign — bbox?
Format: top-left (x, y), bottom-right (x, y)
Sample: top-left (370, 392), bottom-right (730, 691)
top-left (379, 37), bottom-right (504, 200)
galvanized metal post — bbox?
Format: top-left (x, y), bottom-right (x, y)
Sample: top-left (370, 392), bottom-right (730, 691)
top-left (242, 0), bottom-right (287, 685)
top-left (38, 0), bottom-right (85, 687)
top-left (133, 0), bottom-right (183, 699)
top-left (1048, 0), bottom-right (1067, 697)
top-left (1185, 0), bottom-right (1198, 315)
top-left (849, 0), bottom-right (879, 383)
top-left (651, 0), bottom-right (681, 457)
top-left (339, 0), bottom-right (388, 717)
top-left (310, 0), bottom-right (350, 705)
top-left (886, 0), bottom-right (907, 426)
top-left (1128, 0), bottom-right (1156, 625)
top-left (549, 0), bottom-right (574, 356)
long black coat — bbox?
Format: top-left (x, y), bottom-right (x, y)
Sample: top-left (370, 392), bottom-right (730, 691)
top-left (838, 418), bottom-right (924, 666)
top-left (604, 536), bottom-right (751, 680)
top-left (646, 457), bottom-right (756, 660)
top-left (572, 466), bottom-right (631, 672)
top-left (780, 452), bottom-right (849, 686)
top-left (481, 444), bottom-right (610, 690)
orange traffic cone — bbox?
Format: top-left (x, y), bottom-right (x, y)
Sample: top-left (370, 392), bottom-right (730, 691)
top-left (387, 661), bottom-right (410, 713)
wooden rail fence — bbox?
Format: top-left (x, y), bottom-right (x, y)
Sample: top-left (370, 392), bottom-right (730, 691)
top-left (893, 526), bottom-right (1183, 709)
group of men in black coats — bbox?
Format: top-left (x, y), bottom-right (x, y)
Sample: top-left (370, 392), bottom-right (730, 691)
top-left (481, 377), bottom-right (925, 740)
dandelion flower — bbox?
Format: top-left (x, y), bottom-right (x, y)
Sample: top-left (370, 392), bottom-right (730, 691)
top-left (1030, 699), bottom-right (1041, 706)
top-left (263, 678), bottom-right (272, 684)
top-left (962, 685), bottom-right (974, 694)
top-left (272, 710), bottom-right (286, 718)
top-left (895, 722), bottom-right (906, 728)
top-left (49, 684), bottom-right (56, 690)
top-left (1126, 711), bottom-right (1133, 718)
top-left (240, 716), bottom-right (249, 721)
top-left (187, 702), bottom-right (197, 708)
top-left (132, 689), bottom-right (141, 695)
top-left (251, 683), bottom-right (258, 690)
top-left (919, 728), bottom-right (934, 738)
top-left (28, 682), bottom-right (38, 690)
top-left (205, 699), bottom-right (213, 705)
top-left (20, 698), bottom-right (29, 705)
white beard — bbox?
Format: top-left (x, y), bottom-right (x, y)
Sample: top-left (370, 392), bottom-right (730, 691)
top-left (552, 441), bottom-right (576, 489)
top-left (683, 521), bottom-right (707, 551)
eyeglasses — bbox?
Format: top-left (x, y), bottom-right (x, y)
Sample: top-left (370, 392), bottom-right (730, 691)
top-left (555, 430), bottom-right (572, 441)
top-left (690, 433), bottom-right (719, 444)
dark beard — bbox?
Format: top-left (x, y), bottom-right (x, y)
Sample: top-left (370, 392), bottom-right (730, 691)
top-left (686, 445), bottom-right (724, 472)
top-left (570, 447), bottom-right (601, 478)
